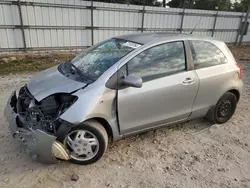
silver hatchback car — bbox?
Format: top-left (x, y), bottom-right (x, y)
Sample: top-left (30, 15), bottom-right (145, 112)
top-left (4, 33), bottom-right (244, 165)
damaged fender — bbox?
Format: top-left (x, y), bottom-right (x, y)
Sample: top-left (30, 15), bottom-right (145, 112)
top-left (4, 91), bottom-right (71, 163)
top-left (59, 81), bottom-right (120, 140)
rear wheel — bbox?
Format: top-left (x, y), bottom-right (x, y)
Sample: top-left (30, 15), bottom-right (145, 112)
top-left (207, 92), bottom-right (237, 124)
top-left (62, 120), bottom-right (108, 165)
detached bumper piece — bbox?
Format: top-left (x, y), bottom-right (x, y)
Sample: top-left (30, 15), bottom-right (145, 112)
top-left (52, 141), bottom-right (70, 160)
top-left (4, 91), bottom-right (69, 163)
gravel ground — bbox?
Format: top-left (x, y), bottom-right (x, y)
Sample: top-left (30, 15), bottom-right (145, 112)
top-left (0, 53), bottom-right (250, 188)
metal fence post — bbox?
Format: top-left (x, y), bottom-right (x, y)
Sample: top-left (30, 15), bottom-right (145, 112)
top-left (140, 0), bottom-right (145, 33)
top-left (180, 7), bottom-right (185, 33)
top-left (239, 3), bottom-right (250, 45)
top-left (236, 12), bottom-right (244, 44)
top-left (91, 0), bottom-right (94, 46)
top-left (141, 4), bottom-right (145, 33)
top-left (211, 11), bottom-right (218, 37)
top-left (17, 0), bottom-right (27, 51)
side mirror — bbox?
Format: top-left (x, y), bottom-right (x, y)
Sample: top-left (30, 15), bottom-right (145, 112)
top-left (122, 74), bottom-right (143, 88)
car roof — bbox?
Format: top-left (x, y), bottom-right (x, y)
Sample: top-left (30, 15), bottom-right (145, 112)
top-left (114, 32), bottom-right (220, 45)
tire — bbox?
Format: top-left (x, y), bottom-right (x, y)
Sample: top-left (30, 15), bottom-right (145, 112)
top-left (206, 92), bottom-right (237, 124)
top-left (61, 120), bottom-right (108, 165)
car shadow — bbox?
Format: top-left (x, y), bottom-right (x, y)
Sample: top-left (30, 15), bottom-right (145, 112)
top-left (0, 117), bottom-right (214, 176)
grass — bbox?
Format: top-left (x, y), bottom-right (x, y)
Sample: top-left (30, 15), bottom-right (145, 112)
top-left (0, 53), bottom-right (73, 75)
top-left (0, 60), bottom-right (60, 75)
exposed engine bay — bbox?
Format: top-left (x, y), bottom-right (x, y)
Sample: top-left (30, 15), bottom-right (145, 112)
top-left (16, 85), bottom-right (77, 135)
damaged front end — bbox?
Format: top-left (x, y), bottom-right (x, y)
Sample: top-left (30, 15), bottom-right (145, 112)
top-left (4, 85), bottom-right (77, 163)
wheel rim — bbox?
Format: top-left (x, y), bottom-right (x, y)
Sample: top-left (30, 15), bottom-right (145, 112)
top-left (217, 99), bottom-right (232, 118)
top-left (65, 130), bottom-right (99, 161)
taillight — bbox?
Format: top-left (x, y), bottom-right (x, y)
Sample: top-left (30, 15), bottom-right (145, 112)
top-left (236, 64), bottom-right (242, 79)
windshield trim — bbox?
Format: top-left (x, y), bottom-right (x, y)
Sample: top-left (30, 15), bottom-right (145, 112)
top-left (113, 38), bottom-right (144, 46)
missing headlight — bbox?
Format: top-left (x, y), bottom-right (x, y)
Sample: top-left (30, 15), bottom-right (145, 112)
top-left (22, 93), bottom-right (77, 134)
top-left (58, 94), bottom-right (78, 114)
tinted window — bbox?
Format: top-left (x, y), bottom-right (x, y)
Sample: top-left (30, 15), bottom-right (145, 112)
top-left (127, 41), bottom-right (186, 82)
top-left (190, 40), bottom-right (227, 69)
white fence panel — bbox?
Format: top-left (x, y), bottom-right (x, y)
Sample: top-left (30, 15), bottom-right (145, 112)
top-left (0, 0), bottom-right (249, 52)
top-left (144, 7), bottom-right (182, 29)
top-left (214, 31), bottom-right (238, 42)
top-left (183, 9), bottom-right (216, 30)
top-left (24, 29), bottom-right (91, 48)
top-left (93, 10), bottom-right (141, 28)
top-left (144, 13), bottom-right (182, 29)
top-left (0, 29), bottom-right (23, 48)
top-left (93, 2), bottom-right (142, 28)
top-left (216, 17), bottom-right (240, 30)
top-left (0, 4), bottom-right (20, 25)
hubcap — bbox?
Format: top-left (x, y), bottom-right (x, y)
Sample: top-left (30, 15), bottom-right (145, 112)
top-left (217, 99), bottom-right (232, 117)
top-left (65, 130), bottom-right (99, 161)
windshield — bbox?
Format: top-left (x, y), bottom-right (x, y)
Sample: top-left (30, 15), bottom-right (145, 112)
top-left (70, 39), bottom-right (141, 82)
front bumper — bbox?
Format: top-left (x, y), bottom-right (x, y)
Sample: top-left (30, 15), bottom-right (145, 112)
top-left (4, 91), bottom-right (61, 163)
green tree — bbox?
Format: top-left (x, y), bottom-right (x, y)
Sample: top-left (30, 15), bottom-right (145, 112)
top-left (194, 0), bottom-right (231, 11)
top-left (167, 0), bottom-right (231, 10)
top-left (93, 0), bottom-right (162, 6)
top-left (232, 0), bottom-right (250, 12)
top-left (167, 0), bottom-right (186, 8)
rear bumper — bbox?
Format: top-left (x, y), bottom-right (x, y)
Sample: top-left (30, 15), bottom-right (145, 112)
top-left (239, 79), bottom-right (244, 99)
top-left (4, 91), bottom-right (58, 163)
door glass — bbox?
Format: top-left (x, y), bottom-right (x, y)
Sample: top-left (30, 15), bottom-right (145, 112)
top-left (127, 41), bottom-right (186, 82)
top-left (190, 40), bottom-right (228, 69)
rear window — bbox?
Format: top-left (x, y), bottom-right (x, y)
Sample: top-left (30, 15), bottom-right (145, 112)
top-left (189, 40), bottom-right (228, 69)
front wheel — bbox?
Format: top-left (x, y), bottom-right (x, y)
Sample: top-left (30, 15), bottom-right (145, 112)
top-left (62, 120), bottom-right (108, 165)
top-left (206, 92), bottom-right (237, 124)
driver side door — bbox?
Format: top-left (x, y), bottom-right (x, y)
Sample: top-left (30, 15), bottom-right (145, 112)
top-left (117, 41), bottom-right (199, 135)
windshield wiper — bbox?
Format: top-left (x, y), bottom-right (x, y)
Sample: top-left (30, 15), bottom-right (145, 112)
top-left (114, 40), bottom-right (121, 49)
top-left (68, 62), bottom-right (93, 83)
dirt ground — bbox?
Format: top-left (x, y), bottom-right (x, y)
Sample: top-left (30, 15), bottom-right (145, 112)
top-left (0, 46), bottom-right (250, 188)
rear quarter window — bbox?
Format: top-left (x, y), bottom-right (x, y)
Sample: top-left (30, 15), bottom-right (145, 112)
top-left (189, 40), bottom-right (228, 69)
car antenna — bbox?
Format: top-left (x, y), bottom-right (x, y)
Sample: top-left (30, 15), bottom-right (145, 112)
top-left (190, 14), bottom-right (204, 34)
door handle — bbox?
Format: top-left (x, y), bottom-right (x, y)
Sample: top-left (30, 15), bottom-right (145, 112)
top-left (182, 78), bottom-right (195, 85)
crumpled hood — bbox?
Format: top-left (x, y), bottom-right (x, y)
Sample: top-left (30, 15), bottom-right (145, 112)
top-left (27, 65), bottom-right (87, 101)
